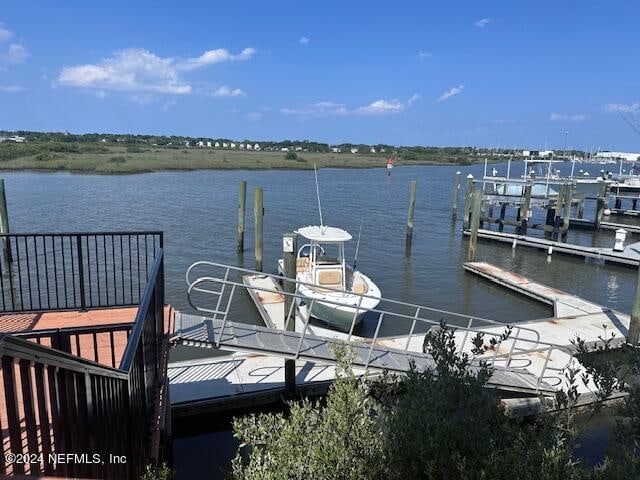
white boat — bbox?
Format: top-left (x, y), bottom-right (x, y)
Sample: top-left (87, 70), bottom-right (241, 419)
top-left (278, 225), bottom-right (381, 332)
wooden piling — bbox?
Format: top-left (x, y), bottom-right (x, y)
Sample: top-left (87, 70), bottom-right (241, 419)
top-left (452, 171), bottom-right (461, 219)
top-left (577, 200), bottom-right (585, 219)
top-left (468, 190), bottom-right (482, 262)
top-left (237, 181), bottom-right (247, 253)
top-left (498, 203), bottom-right (507, 233)
top-left (253, 187), bottom-right (264, 271)
top-left (595, 183), bottom-right (607, 231)
top-left (629, 264), bottom-right (640, 345)
top-left (282, 232), bottom-right (298, 396)
top-left (406, 180), bottom-right (417, 248)
top-left (561, 183), bottom-right (573, 239)
top-left (463, 174), bottom-right (474, 230)
top-left (520, 184), bottom-right (532, 235)
top-left (0, 179), bottom-right (10, 264)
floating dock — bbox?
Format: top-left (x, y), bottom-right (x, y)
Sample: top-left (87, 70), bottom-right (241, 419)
top-left (168, 263), bottom-right (632, 418)
top-left (464, 261), bottom-right (631, 415)
top-left (464, 228), bottom-right (640, 266)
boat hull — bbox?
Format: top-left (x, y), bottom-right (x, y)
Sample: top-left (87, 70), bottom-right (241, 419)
top-left (299, 296), bottom-right (369, 332)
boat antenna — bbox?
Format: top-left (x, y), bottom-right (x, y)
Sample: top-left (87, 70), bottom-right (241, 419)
top-left (353, 219), bottom-right (363, 270)
top-left (313, 163), bottom-right (324, 227)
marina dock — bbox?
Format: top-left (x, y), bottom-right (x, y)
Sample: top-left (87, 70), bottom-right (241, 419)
top-left (169, 261), bottom-right (633, 418)
top-left (463, 228), bottom-right (640, 266)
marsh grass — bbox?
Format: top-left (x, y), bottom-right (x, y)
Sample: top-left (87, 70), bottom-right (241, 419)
top-left (0, 143), bottom-right (481, 174)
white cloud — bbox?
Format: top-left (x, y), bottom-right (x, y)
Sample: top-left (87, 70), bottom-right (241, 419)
top-left (56, 47), bottom-right (254, 97)
top-left (246, 112), bottom-right (262, 121)
top-left (549, 112), bottom-right (589, 122)
top-left (474, 18), bottom-right (491, 28)
top-left (299, 36), bottom-right (310, 45)
top-left (281, 101), bottom-right (347, 116)
top-left (0, 85), bottom-right (25, 93)
top-left (604, 102), bottom-right (639, 113)
top-left (175, 47), bottom-right (255, 71)
top-left (437, 85), bottom-right (464, 102)
top-left (417, 51), bottom-right (432, 59)
top-left (356, 99), bottom-right (404, 115)
top-left (210, 86), bottom-right (246, 97)
top-left (281, 94), bottom-right (419, 117)
top-left (0, 25), bottom-right (12, 43)
top-left (6, 43), bottom-right (29, 63)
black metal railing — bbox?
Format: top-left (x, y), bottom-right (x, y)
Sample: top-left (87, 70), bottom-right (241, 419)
top-left (0, 249), bottom-right (167, 479)
top-left (0, 231), bottom-right (162, 313)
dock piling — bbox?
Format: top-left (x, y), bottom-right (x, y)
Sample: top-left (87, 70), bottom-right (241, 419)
top-left (406, 180), bottom-right (417, 249)
top-left (237, 181), bottom-right (247, 253)
top-left (468, 190), bottom-right (482, 262)
top-left (463, 174), bottom-right (474, 230)
top-left (595, 182), bottom-right (608, 231)
top-left (0, 179), bottom-right (10, 264)
top-left (561, 183), bottom-right (572, 240)
top-left (254, 187), bottom-right (264, 271)
top-left (452, 171), bottom-right (461, 219)
top-left (282, 232), bottom-right (298, 396)
top-left (630, 265), bottom-right (640, 345)
top-left (520, 184), bottom-right (532, 235)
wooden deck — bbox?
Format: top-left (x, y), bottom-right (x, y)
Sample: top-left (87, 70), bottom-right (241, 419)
top-left (0, 306), bottom-right (173, 369)
top-left (0, 306), bottom-right (173, 476)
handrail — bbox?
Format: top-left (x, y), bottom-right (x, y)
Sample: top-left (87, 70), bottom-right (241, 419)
top-left (184, 261), bottom-right (577, 390)
top-left (0, 334), bottom-right (129, 378)
top-left (186, 260), bottom-right (538, 332)
top-left (120, 248), bottom-right (164, 371)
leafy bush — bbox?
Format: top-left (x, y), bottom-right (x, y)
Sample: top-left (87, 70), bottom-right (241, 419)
top-left (285, 151), bottom-right (298, 160)
top-left (231, 323), bottom-right (640, 479)
top-left (109, 156), bottom-right (126, 163)
top-left (126, 146), bottom-right (146, 153)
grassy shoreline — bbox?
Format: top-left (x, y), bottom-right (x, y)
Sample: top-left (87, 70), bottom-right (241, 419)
top-left (0, 143), bottom-right (493, 174)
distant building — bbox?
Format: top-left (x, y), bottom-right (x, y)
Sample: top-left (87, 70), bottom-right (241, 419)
top-left (331, 147), bottom-right (341, 153)
top-left (230, 142), bottom-right (236, 148)
top-left (197, 141), bottom-right (204, 147)
top-left (239, 143), bottom-right (245, 149)
top-left (539, 150), bottom-right (554, 158)
top-left (595, 151), bottom-right (640, 162)
top-left (281, 147), bottom-right (289, 152)
top-left (246, 144), bottom-right (253, 150)
top-left (370, 147), bottom-right (376, 153)
top-left (223, 142), bottom-right (228, 148)
top-left (214, 141), bottom-right (220, 148)
top-left (254, 143), bottom-right (260, 151)
top-left (185, 141), bottom-right (190, 147)
top-left (350, 147), bottom-right (358, 154)
top-left (206, 141), bottom-right (212, 148)
top-left (295, 146), bottom-right (303, 152)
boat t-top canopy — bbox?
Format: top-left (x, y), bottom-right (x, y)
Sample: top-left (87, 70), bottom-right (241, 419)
top-left (297, 225), bottom-right (352, 243)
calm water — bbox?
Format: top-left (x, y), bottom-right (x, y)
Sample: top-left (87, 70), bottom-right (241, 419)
top-left (4, 160), bottom-right (636, 477)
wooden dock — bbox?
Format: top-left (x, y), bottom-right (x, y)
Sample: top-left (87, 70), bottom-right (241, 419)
top-left (463, 228), bottom-right (640, 266)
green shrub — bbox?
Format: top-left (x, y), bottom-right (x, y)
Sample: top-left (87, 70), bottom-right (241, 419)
top-left (108, 156), bottom-right (126, 163)
top-left (285, 151), bottom-right (298, 160)
top-left (126, 146), bottom-right (146, 153)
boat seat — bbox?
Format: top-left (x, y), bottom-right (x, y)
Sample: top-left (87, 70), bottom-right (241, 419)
top-left (316, 270), bottom-right (342, 289)
top-left (296, 257), bottom-right (310, 272)
top-left (353, 282), bottom-right (368, 295)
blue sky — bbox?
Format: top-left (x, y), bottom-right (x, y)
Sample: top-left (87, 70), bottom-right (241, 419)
top-left (0, 0), bottom-right (639, 150)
